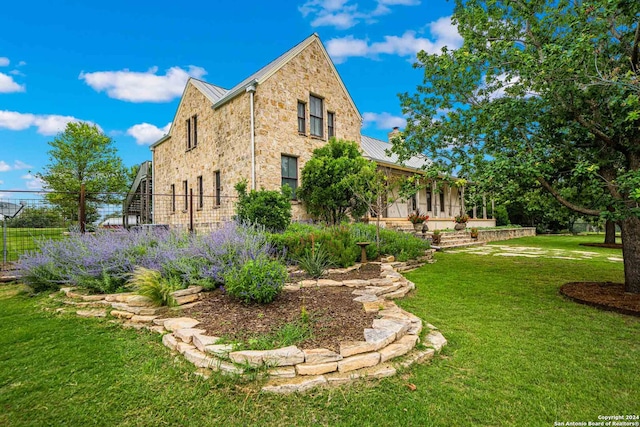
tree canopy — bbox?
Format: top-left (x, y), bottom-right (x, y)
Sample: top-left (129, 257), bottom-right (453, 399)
top-left (37, 122), bottom-right (129, 225)
top-left (393, 0), bottom-right (640, 292)
top-left (297, 138), bottom-right (376, 225)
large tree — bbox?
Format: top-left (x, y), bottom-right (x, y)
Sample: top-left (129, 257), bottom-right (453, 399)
top-left (37, 122), bottom-right (129, 228)
top-left (297, 138), bottom-right (376, 225)
top-left (393, 0), bottom-right (640, 292)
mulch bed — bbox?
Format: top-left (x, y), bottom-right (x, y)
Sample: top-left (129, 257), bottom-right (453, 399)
top-left (579, 243), bottom-right (623, 250)
top-left (183, 263), bottom-right (382, 352)
top-left (560, 282), bottom-right (640, 317)
top-left (288, 262), bottom-right (382, 282)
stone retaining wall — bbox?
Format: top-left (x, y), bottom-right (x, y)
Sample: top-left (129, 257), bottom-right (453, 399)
top-left (60, 251), bottom-right (446, 394)
top-left (476, 227), bottom-right (536, 243)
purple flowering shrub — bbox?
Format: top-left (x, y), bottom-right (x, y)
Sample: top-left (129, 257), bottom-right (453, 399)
top-left (19, 222), bottom-right (279, 294)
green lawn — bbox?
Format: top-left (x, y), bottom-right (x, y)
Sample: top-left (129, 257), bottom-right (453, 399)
top-left (0, 235), bottom-right (638, 426)
top-left (0, 227), bottom-right (66, 263)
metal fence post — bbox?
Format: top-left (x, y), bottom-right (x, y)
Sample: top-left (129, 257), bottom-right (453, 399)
top-left (80, 184), bottom-right (86, 234)
top-left (189, 188), bottom-right (194, 233)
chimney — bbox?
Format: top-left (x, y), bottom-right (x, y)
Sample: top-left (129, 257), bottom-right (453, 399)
top-left (388, 127), bottom-right (400, 143)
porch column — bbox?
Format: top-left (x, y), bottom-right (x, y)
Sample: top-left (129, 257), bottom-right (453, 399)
top-left (482, 193), bottom-right (487, 219)
top-left (448, 185), bottom-right (452, 217)
top-left (432, 181), bottom-right (438, 218)
top-left (415, 178), bottom-right (420, 212)
top-left (491, 197), bottom-right (495, 219)
top-left (473, 205), bottom-right (477, 219)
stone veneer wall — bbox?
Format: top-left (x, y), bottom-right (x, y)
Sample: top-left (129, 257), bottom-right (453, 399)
top-left (253, 39), bottom-right (361, 221)
top-left (476, 227), bottom-right (536, 242)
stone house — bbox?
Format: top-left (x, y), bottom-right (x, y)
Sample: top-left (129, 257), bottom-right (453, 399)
top-left (148, 33), bottom-right (495, 230)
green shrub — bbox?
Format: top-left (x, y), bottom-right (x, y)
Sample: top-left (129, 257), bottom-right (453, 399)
top-left (128, 267), bottom-right (184, 307)
top-left (350, 223), bottom-right (430, 261)
top-left (77, 268), bottom-right (127, 294)
top-left (296, 244), bottom-right (334, 278)
top-left (223, 254), bottom-right (287, 304)
top-left (316, 225), bottom-right (358, 267)
top-left (235, 180), bottom-right (292, 232)
top-left (21, 261), bottom-right (64, 293)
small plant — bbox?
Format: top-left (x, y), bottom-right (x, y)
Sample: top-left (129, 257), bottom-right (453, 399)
top-left (128, 267), bottom-right (183, 307)
top-left (408, 209), bottom-right (429, 224)
top-left (470, 227), bottom-right (479, 238)
top-left (296, 242), bottom-right (334, 278)
top-left (454, 214), bottom-right (470, 224)
top-left (223, 254), bottom-right (287, 304)
top-left (431, 229), bottom-right (442, 244)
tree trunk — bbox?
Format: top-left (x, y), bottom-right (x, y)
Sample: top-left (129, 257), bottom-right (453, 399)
top-left (604, 220), bottom-right (617, 244)
top-left (620, 216), bottom-right (640, 294)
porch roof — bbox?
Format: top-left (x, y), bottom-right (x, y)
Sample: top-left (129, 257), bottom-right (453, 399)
top-left (361, 135), bottom-right (432, 171)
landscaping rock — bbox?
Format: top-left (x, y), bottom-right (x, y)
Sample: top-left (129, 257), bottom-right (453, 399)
top-left (364, 328), bottom-right (397, 350)
top-left (295, 361), bottom-right (338, 376)
top-left (372, 318), bottom-right (412, 338)
top-left (122, 321), bottom-right (146, 330)
top-left (361, 301), bottom-right (385, 313)
top-left (163, 317), bottom-right (201, 332)
top-left (425, 331), bottom-right (447, 351)
top-left (215, 360), bottom-right (244, 375)
top-left (379, 335), bottom-right (418, 362)
top-left (383, 287), bottom-right (411, 299)
top-left (147, 325), bottom-right (166, 334)
top-left (174, 328), bottom-right (206, 344)
top-left (204, 344), bottom-right (234, 357)
top-left (126, 295), bottom-right (154, 307)
top-left (342, 279), bottom-right (370, 287)
top-left (76, 309), bottom-right (107, 318)
top-left (317, 279), bottom-right (342, 287)
top-left (176, 342), bottom-right (196, 354)
top-left (337, 352), bottom-right (380, 373)
top-left (229, 350), bottom-right (264, 367)
top-left (360, 363), bottom-right (397, 379)
top-left (268, 367), bottom-right (297, 379)
top-left (162, 334), bottom-right (178, 351)
top-left (299, 280), bottom-right (317, 288)
top-left (192, 334), bottom-right (220, 352)
top-left (183, 348), bottom-right (215, 368)
top-left (174, 294), bottom-right (200, 306)
top-left (171, 286), bottom-right (203, 298)
top-left (130, 315), bottom-right (158, 323)
top-left (262, 346), bottom-right (305, 367)
top-left (339, 341), bottom-right (377, 358)
top-left (110, 310), bottom-right (134, 319)
top-left (303, 348), bottom-right (342, 364)
top-left (105, 293), bottom-right (134, 302)
top-left (399, 348), bottom-right (435, 368)
top-left (81, 294), bottom-right (106, 302)
top-left (262, 375), bottom-right (327, 394)
top-left (353, 294), bottom-right (380, 303)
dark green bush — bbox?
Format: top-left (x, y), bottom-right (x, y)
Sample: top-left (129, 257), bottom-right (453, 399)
top-left (235, 180), bottom-right (292, 232)
top-left (223, 254), bottom-right (287, 304)
top-left (350, 223), bottom-right (430, 261)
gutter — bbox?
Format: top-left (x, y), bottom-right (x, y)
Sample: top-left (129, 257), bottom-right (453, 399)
top-left (214, 78), bottom-right (258, 110)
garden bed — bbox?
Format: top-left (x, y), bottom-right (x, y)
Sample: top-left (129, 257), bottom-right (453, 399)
top-left (560, 282), bottom-right (640, 317)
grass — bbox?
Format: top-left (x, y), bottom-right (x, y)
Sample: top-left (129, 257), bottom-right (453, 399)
top-left (0, 227), bottom-right (66, 263)
top-left (1, 234), bottom-right (638, 426)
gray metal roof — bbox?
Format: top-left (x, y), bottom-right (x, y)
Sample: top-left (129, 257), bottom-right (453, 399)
top-left (190, 78), bottom-right (227, 103)
top-left (361, 134), bottom-right (432, 170)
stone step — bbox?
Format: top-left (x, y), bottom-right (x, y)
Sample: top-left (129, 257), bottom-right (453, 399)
top-left (434, 241), bottom-right (486, 251)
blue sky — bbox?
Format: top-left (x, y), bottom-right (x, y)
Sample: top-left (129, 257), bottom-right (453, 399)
top-left (0, 0), bottom-right (461, 192)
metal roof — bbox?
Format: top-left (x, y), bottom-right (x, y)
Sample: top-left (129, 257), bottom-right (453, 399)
top-left (361, 134), bottom-right (432, 170)
top-left (190, 78), bottom-right (227, 103)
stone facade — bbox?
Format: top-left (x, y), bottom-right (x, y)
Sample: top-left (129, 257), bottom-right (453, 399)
top-left (152, 35), bottom-right (361, 226)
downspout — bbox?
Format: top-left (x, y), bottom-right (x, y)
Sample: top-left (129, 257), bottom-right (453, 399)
top-left (246, 83), bottom-right (257, 190)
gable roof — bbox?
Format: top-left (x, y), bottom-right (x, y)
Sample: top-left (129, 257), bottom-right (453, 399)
top-left (190, 78), bottom-right (227, 103)
top-left (361, 135), bottom-right (432, 171)
top-left (211, 33), bottom-right (361, 120)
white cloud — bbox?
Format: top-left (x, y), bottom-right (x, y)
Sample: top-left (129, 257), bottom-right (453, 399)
top-left (0, 57), bottom-right (9, 67)
top-left (79, 66), bottom-right (207, 103)
top-left (21, 173), bottom-right (44, 190)
top-left (0, 159), bottom-right (34, 174)
top-left (0, 161), bottom-right (11, 172)
top-left (0, 72), bottom-right (25, 93)
top-left (363, 112), bottom-right (406, 129)
top-left (17, 61), bottom-right (26, 67)
top-left (299, 0), bottom-right (420, 29)
top-left (126, 122), bottom-right (171, 145)
top-left (327, 16), bottom-right (462, 63)
top-left (0, 110), bottom-right (96, 135)
top-left (0, 180), bottom-right (3, 185)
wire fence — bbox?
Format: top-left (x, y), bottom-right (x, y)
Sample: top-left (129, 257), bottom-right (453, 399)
top-left (0, 188), bottom-right (238, 270)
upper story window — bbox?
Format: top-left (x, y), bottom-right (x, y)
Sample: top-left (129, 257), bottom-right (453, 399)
top-left (327, 112), bottom-right (335, 138)
top-left (186, 114), bottom-right (198, 150)
top-left (439, 192), bottom-right (445, 212)
top-left (281, 155), bottom-right (298, 199)
top-left (310, 95), bottom-right (323, 137)
top-left (297, 101), bottom-right (306, 134)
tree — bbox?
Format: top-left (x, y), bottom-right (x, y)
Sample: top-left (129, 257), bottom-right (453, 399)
top-left (36, 122), bottom-right (129, 228)
top-left (297, 138), bottom-right (377, 225)
top-left (393, 0), bottom-right (640, 292)
top-left (234, 180), bottom-right (292, 232)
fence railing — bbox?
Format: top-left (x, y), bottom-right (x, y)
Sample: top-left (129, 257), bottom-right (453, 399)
top-left (0, 188), bottom-right (238, 270)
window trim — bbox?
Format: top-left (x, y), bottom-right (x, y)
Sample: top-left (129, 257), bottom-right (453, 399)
top-left (309, 95), bottom-right (324, 138)
top-left (297, 101), bottom-right (306, 134)
top-left (197, 175), bottom-right (203, 210)
top-left (171, 184), bottom-right (176, 213)
top-left (214, 171), bottom-right (221, 207)
top-left (281, 155), bottom-right (298, 200)
top-left (327, 111), bottom-right (335, 138)
top-left (183, 180), bottom-right (188, 212)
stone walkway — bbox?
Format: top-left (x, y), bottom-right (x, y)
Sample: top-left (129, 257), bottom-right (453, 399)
top-left (449, 244), bottom-right (623, 263)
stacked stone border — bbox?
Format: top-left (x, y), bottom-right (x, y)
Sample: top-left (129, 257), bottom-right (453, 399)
top-left (58, 250), bottom-right (447, 394)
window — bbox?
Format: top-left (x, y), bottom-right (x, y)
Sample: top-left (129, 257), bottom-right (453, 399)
top-left (281, 155), bottom-right (298, 199)
top-left (426, 190), bottom-right (432, 212)
top-left (297, 101), bottom-right (306, 134)
top-left (197, 175), bottom-right (203, 209)
top-left (171, 184), bottom-right (176, 212)
top-left (186, 115), bottom-right (198, 150)
top-left (327, 112), bottom-right (335, 138)
top-left (183, 180), bottom-right (188, 211)
top-left (214, 171), bottom-right (221, 207)
top-left (440, 192), bottom-right (445, 212)
top-left (310, 95), bottom-right (323, 137)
